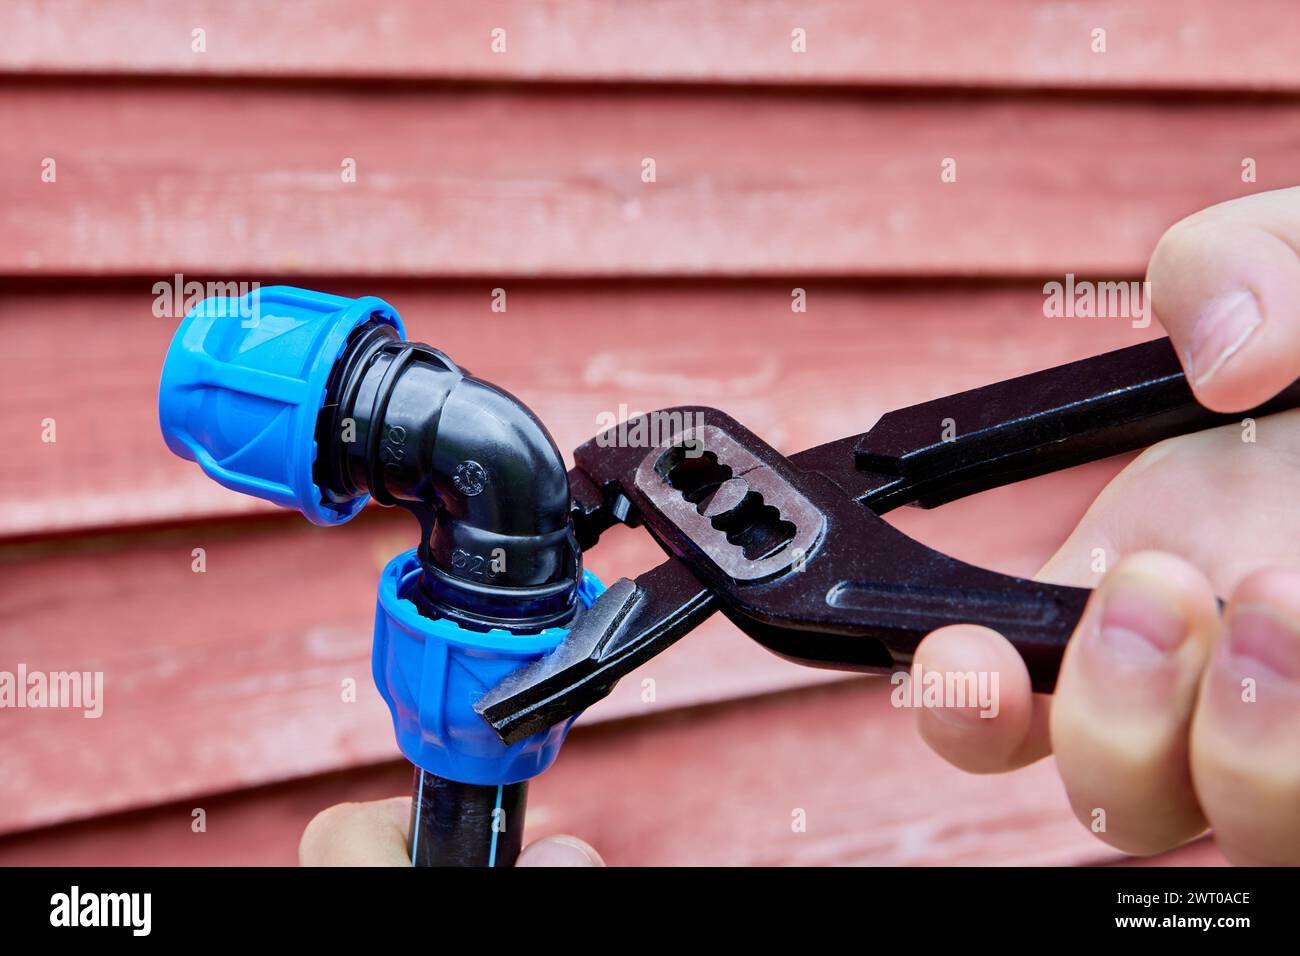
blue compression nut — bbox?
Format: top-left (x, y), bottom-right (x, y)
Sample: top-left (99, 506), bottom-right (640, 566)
top-left (158, 286), bottom-right (405, 526)
top-left (374, 550), bottom-right (606, 785)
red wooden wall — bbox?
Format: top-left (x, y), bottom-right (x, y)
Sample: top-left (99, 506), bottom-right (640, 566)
top-left (3, 0), bottom-right (1279, 865)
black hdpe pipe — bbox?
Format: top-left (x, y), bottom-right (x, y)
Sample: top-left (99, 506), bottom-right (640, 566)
top-left (409, 770), bottom-right (528, 867)
top-left (316, 320), bottom-right (582, 866)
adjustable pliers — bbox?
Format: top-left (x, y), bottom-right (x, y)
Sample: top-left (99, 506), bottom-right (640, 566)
top-left (477, 338), bottom-right (1300, 744)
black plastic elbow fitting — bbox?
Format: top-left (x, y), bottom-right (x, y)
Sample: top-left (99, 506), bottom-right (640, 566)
top-left (314, 320), bottom-right (581, 631)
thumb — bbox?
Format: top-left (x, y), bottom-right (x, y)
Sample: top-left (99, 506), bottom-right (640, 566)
top-left (1148, 186), bottom-right (1300, 412)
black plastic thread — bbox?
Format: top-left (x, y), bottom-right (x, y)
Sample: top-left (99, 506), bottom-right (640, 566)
top-left (313, 320), bottom-right (581, 631)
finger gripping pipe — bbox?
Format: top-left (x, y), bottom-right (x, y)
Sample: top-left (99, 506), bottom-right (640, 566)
top-left (158, 286), bottom-right (603, 866)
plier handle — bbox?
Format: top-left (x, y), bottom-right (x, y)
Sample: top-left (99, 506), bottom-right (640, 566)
top-left (478, 337), bottom-right (1300, 743)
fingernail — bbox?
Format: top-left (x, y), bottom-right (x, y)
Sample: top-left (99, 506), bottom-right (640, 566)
top-left (1187, 289), bottom-right (1262, 387)
top-left (518, 835), bottom-right (604, 867)
top-left (1224, 606), bottom-right (1300, 682)
top-left (1095, 579), bottom-right (1187, 663)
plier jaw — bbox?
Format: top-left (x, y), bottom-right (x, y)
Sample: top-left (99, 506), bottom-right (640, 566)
top-left (478, 337), bottom-right (1300, 744)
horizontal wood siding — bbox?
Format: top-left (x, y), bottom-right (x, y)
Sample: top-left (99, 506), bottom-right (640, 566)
top-left (0, 680), bottom-right (1233, 866)
top-left (0, 286), bottom-right (1155, 537)
top-left (4, 87), bottom-right (1294, 278)
top-left (0, 2), bottom-right (1273, 864)
top-left (7, 1), bottom-right (1299, 92)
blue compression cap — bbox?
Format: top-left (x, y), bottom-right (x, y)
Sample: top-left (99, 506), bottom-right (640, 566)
top-left (374, 550), bottom-right (607, 785)
top-left (157, 286), bottom-right (405, 526)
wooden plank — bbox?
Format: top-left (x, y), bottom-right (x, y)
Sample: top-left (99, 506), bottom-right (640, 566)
top-left (6, 1), bottom-right (1300, 92)
top-left (3, 87), bottom-right (1296, 278)
top-left (0, 680), bottom-right (1227, 866)
top-left (0, 285), bottom-right (1158, 538)
top-left (0, 445), bottom-right (1121, 837)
